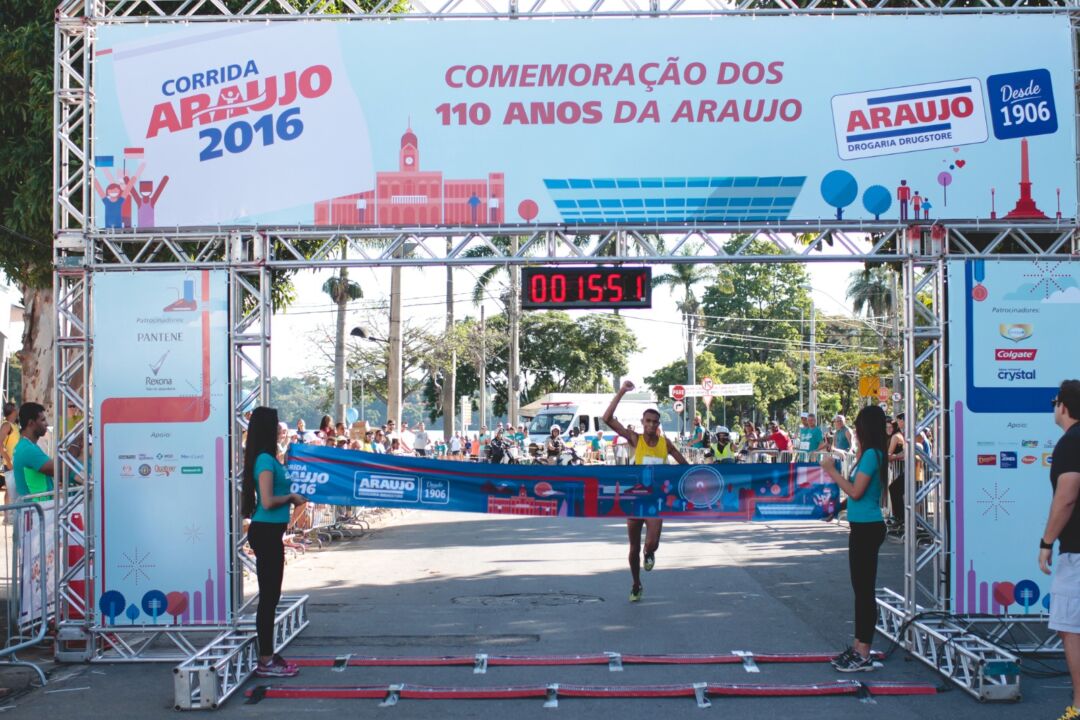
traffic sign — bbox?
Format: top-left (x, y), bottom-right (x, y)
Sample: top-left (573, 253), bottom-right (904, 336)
top-left (702, 395), bottom-right (713, 407)
top-left (671, 385), bottom-right (686, 401)
top-left (878, 386), bottom-right (890, 402)
top-left (667, 383), bottom-right (753, 398)
top-left (702, 377), bottom-right (714, 392)
top-left (892, 391), bottom-right (902, 403)
top-left (673, 400), bottom-right (685, 413)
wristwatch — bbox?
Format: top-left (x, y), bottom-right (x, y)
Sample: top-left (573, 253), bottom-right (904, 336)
top-left (1041, 538), bottom-right (1055, 550)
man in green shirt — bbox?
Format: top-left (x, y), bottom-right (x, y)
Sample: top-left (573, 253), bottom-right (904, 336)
top-left (797, 412), bottom-right (825, 459)
top-left (12, 402), bottom-right (55, 503)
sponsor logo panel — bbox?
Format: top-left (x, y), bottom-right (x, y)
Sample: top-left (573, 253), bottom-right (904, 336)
top-left (354, 473), bottom-right (419, 502)
top-left (999, 451), bottom-right (1017, 469)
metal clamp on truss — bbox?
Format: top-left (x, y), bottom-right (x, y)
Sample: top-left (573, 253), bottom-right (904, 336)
top-left (173, 595), bottom-right (309, 710)
top-left (604, 651), bottom-right (623, 672)
top-left (544, 683), bottom-right (559, 708)
top-left (693, 682), bottom-right (711, 708)
top-left (380, 684), bottom-right (403, 707)
top-left (876, 588), bottom-right (1020, 701)
top-left (333, 654), bottom-right (352, 672)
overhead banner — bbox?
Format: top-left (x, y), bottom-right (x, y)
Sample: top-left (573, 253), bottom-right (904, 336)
top-left (92, 16), bottom-right (1076, 229)
top-left (947, 259), bottom-right (1080, 616)
top-left (92, 270), bottom-right (231, 627)
top-left (286, 445), bottom-right (839, 522)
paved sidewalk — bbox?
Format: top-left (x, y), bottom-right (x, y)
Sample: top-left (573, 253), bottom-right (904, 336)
top-left (0, 511), bottom-right (1065, 718)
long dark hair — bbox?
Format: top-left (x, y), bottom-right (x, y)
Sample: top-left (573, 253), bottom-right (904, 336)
top-left (853, 404), bottom-right (889, 504)
top-left (242, 406), bottom-right (279, 518)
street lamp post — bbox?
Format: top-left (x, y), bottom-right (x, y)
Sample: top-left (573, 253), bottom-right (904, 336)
top-left (351, 326), bottom-right (388, 423)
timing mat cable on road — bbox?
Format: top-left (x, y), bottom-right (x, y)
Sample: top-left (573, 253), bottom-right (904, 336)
top-left (292, 650), bottom-right (888, 675)
top-left (244, 680), bottom-right (938, 708)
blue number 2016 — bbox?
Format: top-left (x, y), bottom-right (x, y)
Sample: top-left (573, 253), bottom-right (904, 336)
top-left (199, 107), bottom-right (304, 162)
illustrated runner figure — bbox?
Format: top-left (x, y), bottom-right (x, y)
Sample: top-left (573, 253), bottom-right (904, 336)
top-left (603, 380), bottom-right (689, 602)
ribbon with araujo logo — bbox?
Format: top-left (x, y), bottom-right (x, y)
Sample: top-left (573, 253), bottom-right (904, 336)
top-left (285, 445), bottom-right (839, 521)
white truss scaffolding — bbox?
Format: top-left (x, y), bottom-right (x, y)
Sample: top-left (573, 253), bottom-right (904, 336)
top-left (51, 0), bottom-right (1080, 707)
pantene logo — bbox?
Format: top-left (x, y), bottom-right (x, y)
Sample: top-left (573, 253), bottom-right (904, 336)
top-left (999, 323), bottom-right (1033, 342)
top-left (995, 348), bottom-right (1037, 361)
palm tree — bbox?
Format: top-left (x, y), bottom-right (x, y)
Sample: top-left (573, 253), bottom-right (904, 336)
top-left (652, 252), bottom-right (734, 413)
top-left (323, 269), bottom-right (364, 423)
top-left (846, 265), bottom-right (894, 319)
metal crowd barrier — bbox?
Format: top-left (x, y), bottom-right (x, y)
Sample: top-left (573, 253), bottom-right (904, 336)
top-left (1, 500), bottom-right (49, 687)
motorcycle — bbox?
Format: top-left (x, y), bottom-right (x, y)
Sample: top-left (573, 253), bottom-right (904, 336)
top-left (489, 438), bottom-right (519, 464)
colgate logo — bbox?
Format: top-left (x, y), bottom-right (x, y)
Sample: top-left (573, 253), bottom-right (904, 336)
top-left (995, 348), bottom-right (1037, 361)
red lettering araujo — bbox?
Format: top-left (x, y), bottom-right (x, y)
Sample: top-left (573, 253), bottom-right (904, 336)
top-left (994, 348), bottom-right (1037, 361)
top-left (146, 64), bottom-right (331, 139)
top-left (846, 96), bottom-right (974, 133)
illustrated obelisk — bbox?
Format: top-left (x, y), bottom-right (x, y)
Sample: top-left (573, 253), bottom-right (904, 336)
top-left (1004, 138), bottom-right (1049, 219)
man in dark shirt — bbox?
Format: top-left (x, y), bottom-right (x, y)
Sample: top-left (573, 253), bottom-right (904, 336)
top-left (1039, 379), bottom-right (1080, 720)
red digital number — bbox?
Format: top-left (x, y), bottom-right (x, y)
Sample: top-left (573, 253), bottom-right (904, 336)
top-left (635, 273), bottom-right (644, 300)
top-left (587, 273), bottom-right (603, 302)
top-left (606, 273), bottom-right (624, 302)
top-left (530, 274), bottom-right (546, 303)
top-left (551, 273), bottom-right (566, 302)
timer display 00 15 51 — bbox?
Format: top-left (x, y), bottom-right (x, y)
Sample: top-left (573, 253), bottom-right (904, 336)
top-left (521, 267), bottom-right (652, 310)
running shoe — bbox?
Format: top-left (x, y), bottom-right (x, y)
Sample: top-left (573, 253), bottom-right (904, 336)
top-left (835, 652), bottom-right (874, 673)
top-left (830, 647), bottom-right (855, 668)
top-left (272, 654), bottom-right (299, 673)
top-left (1057, 706), bottom-right (1080, 720)
top-left (629, 585), bottom-right (643, 603)
top-left (643, 551), bottom-right (655, 572)
top-left (255, 657), bottom-right (300, 678)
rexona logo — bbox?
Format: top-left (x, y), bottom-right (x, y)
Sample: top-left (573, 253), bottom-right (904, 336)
top-left (999, 323), bottom-right (1033, 343)
top-left (997, 368), bottom-right (1036, 381)
top-left (977, 454), bottom-right (997, 466)
top-left (354, 473), bottom-right (419, 503)
top-left (831, 78), bottom-right (987, 160)
top-left (995, 348), bottom-right (1037, 362)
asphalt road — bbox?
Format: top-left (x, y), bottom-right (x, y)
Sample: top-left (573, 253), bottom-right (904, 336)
top-left (0, 510), bottom-right (1069, 718)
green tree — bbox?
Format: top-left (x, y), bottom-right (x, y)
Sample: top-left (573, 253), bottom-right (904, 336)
top-left (643, 351), bottom-right (724, 419)
top-left (699, 240), bottom-right (812, 366)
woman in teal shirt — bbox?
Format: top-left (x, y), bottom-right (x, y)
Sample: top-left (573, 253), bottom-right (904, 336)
top-left (242, 406), bottom-right (307, 678)
top-left (819, 404), bottom-right (888, 673)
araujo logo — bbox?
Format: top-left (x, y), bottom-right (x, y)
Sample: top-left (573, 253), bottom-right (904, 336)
top-left (354, 473), bottom-right (419, 503)
top-left (832, 78), bottom-right (987, 160)
top-left (287, 465), bottom-right (330, 495)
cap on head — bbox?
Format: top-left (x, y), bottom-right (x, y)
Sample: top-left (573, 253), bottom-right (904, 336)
top-left (715, 425), bottom-right (730, 435)
top-left (799, 412), bottom-right (809, 419)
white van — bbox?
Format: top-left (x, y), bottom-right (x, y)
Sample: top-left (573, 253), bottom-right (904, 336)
top-left (525, 392), bottom-right (659, 450)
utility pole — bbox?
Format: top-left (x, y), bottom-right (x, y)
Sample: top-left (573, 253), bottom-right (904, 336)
top-left (508, 235), bottom-right (520, 427)
top-left (809, 300), bottom-right (817, 416)
top-left (798, 307), bottom-right (804, 414)
top-left (686, 312), bottom-right (696, 434)
top-left (387, 263), bottom-right (403, 429)
top-left (478, 305), bottom-right (487, 431)
top-left (332, 251), bottom-right (349, 425)
top-left (444, 236), bottom-right (456, 440)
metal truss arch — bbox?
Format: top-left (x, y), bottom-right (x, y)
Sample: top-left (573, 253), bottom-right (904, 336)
top-left (51, 0), bottom-right (1080, 705)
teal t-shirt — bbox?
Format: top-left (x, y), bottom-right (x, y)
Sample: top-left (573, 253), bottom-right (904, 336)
top-left (13, 437), bottom-right (52, 501)
top-left (251, 452), bottom-right (291, 524)
top-left (834, 426), bottom-right (852, 451)
top-left (847, 448), bottom-right (884, 523)
top-left (798, 426), bottom-right (824, 453)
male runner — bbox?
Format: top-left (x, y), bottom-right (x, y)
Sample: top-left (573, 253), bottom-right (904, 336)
top-left (603, 380), bottom-right (689, 602)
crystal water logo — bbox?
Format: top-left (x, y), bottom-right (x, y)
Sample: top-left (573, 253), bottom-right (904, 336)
top-left (354, 473), bottom-right (419, 503)
top-left (999, 323), bottom-right (1033, 342)
top-left (1000, 451), bottom-right (1018, 469)
top-left (997, 368), bottom-right (1037, 381)
top-left (977, 454), bottom-right (997, 466)
top-left (995, 348), bottom-right (1037, 362)
top-left (832, 78), bottom-right (987, 159)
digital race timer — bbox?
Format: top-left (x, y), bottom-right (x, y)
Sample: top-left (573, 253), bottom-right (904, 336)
top-left (521, 267), bottom-right (652, 310)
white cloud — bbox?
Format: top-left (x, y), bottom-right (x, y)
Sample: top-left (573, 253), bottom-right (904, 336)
top-left (1042, 287), bottom-right (1080, 304)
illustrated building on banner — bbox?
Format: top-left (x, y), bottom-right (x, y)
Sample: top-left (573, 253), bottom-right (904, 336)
top-left (315, 126), bottom-right (505, 226)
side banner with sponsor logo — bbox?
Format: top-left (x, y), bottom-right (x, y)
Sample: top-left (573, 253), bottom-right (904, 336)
top-left (286, 445), bottom-right (839, 522)
top-left (92, 271), bottom-right (230, 627)
top-left (947, 259), bottom-right (1080, 615)
top-left (92, 15), bottom-right (1075, 228)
